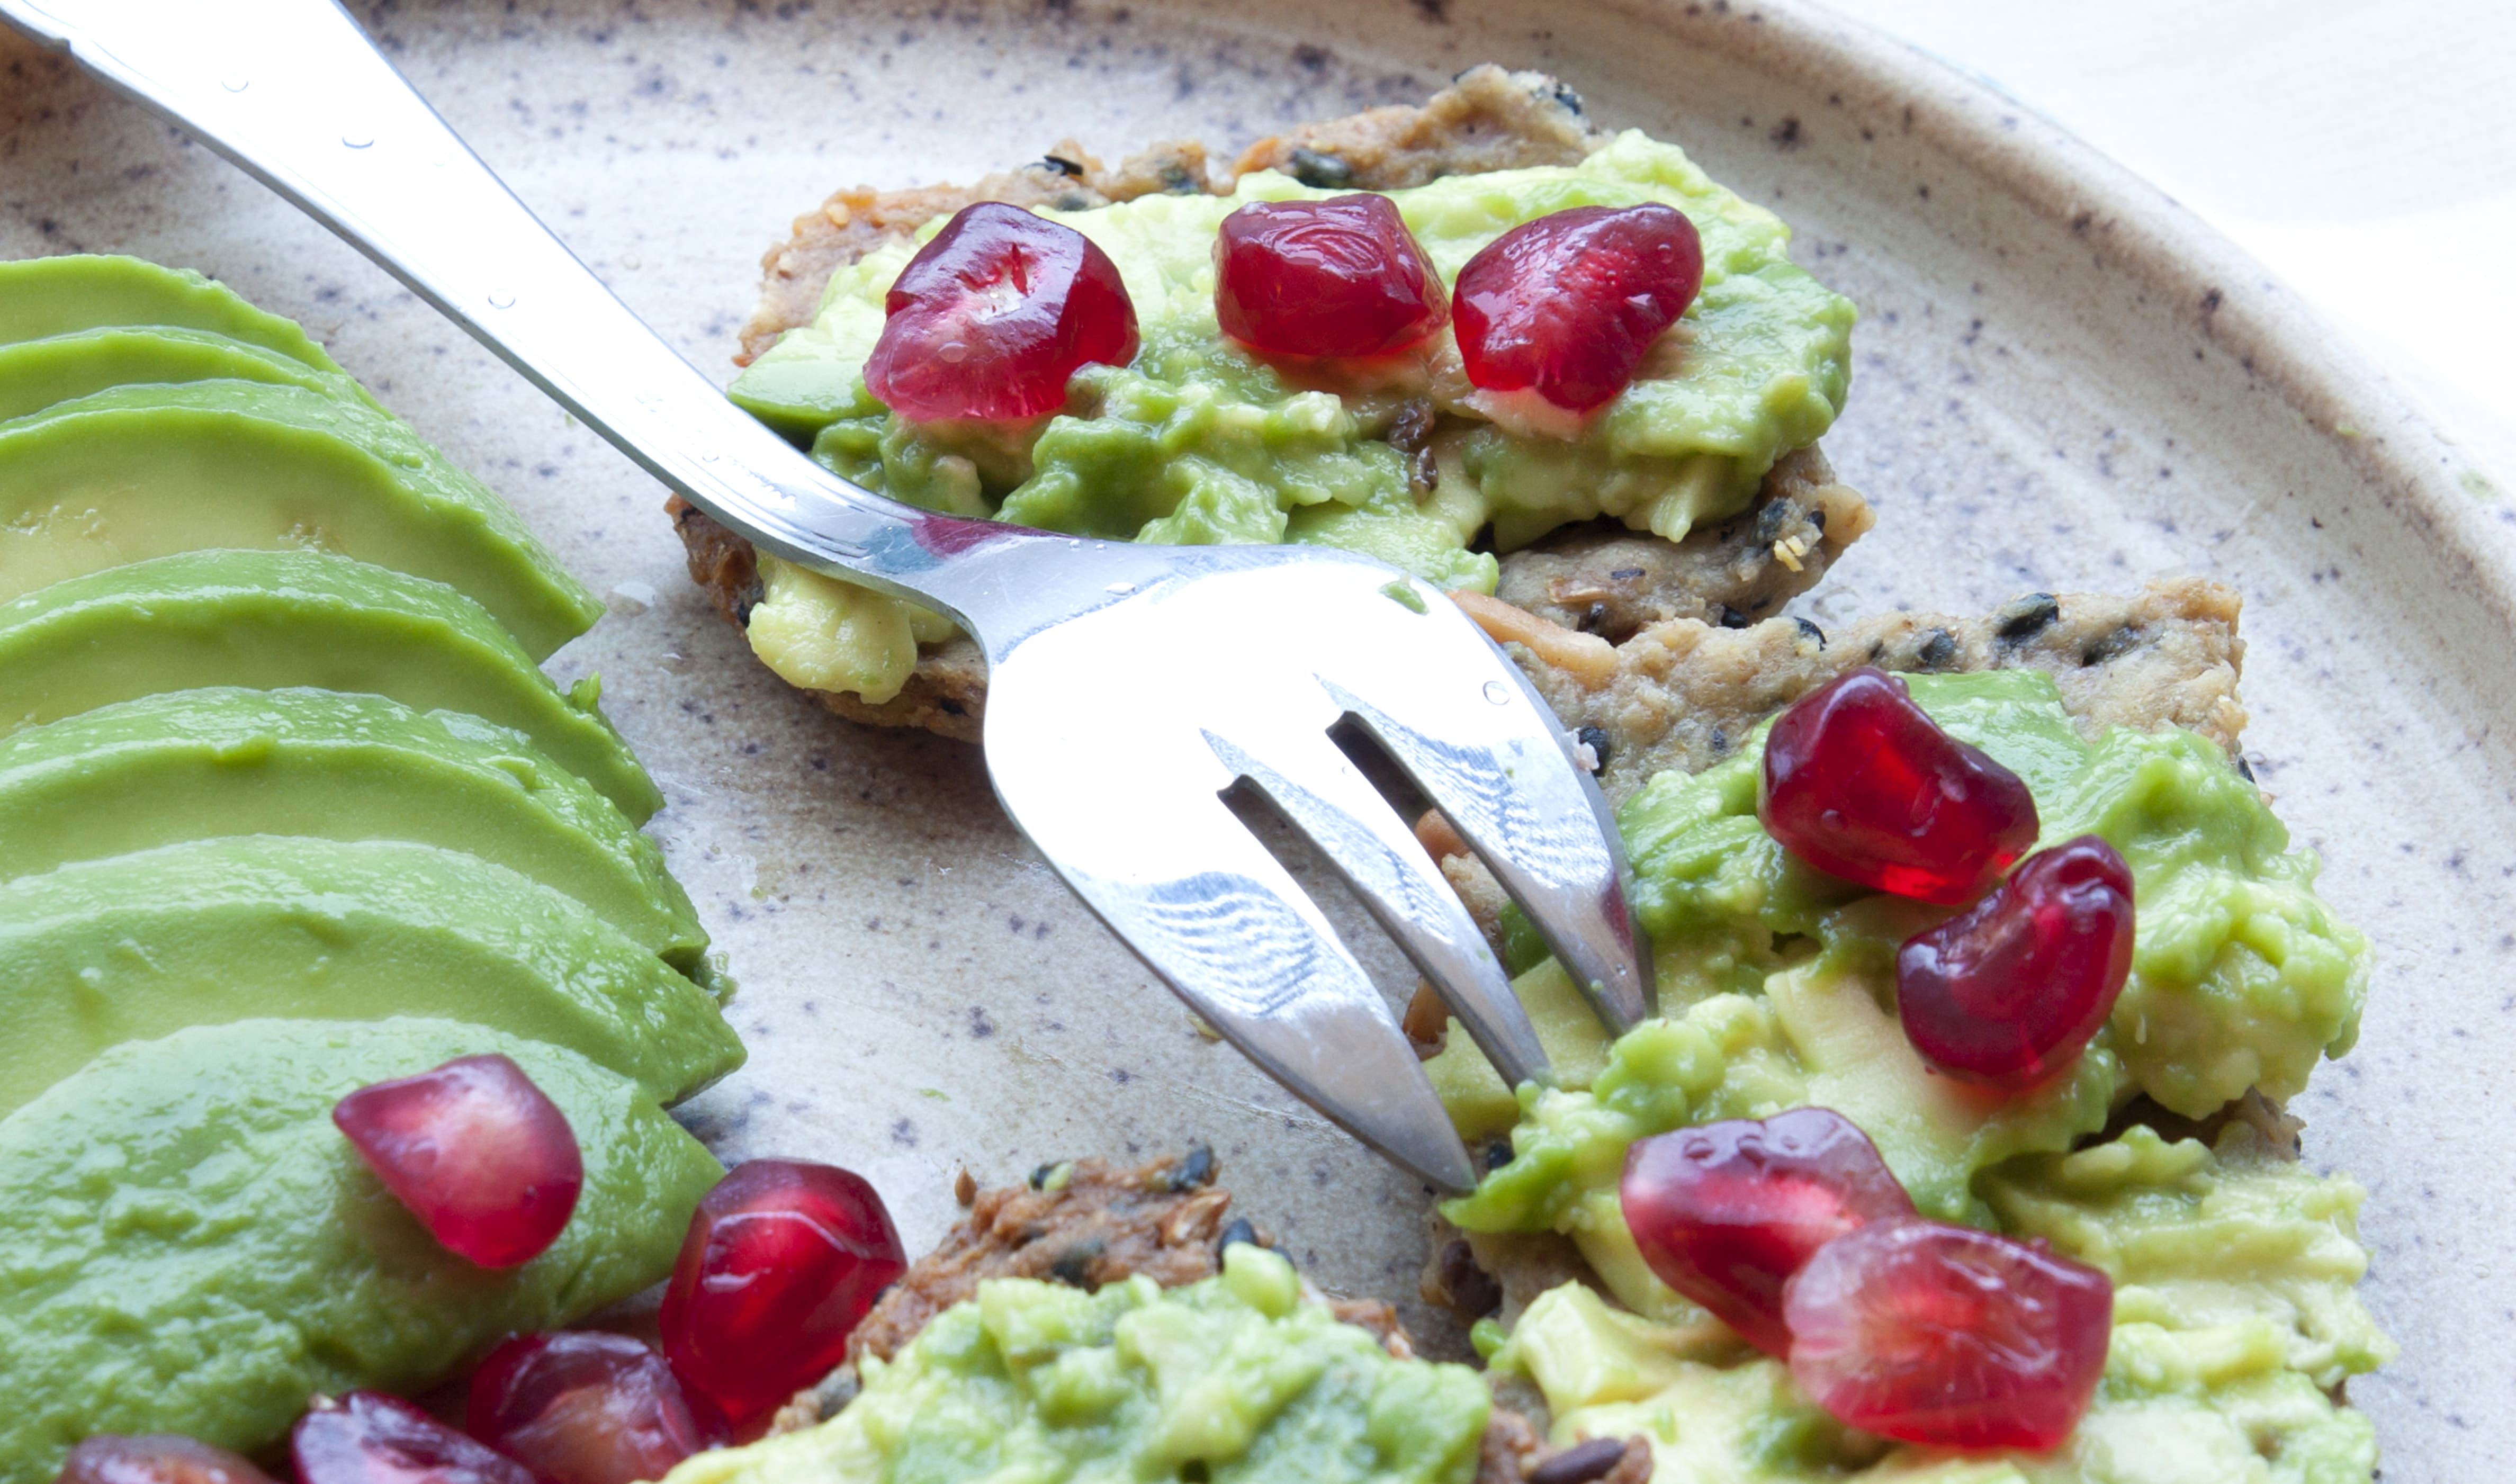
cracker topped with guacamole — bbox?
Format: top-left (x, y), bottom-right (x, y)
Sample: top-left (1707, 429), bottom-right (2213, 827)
top-left (672, 67), bottom-right (1870, 737)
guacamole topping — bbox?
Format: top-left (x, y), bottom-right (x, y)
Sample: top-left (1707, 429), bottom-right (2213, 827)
top-left (1438, 671), bottom-right (2366, 1236)
top-left (1424, 669), bottom-right (2379, 1470)
top-left (661, 1244), bottom-right (1491, 1484)
top-left (1487, 1127), bottom-right (2388, 1483)
top-left (730, 130), bottom-right (1855, 703)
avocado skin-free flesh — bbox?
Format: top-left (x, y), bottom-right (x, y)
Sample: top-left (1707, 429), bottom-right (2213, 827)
top-left (0, 1016), bottom-right (724, 1484)
top-left (0, 325), bottom-right (358, 422)
top-left (0, 549), bottom-right (663, 821)
top-left (0, 686), bottom-right (707, 973)
top-left (0, 835), bottom-right (741, 1116)
top-left (0, 380), bottom-right (602, 658)
top-left (664, 1244), bottom-right (1491, 1484)
top-left (0, 255), bottom-right (361, 382)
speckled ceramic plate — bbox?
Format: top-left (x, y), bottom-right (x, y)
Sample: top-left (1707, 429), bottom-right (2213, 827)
top-left (4, 0), bottom-right (2508, 1471)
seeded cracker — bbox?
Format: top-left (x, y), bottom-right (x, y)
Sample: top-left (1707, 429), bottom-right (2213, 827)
top-left (765, 1152), bottom-right (1642, 1481)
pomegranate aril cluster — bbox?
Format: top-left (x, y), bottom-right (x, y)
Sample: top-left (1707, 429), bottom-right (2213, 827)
top-left (1759, 667), bottom-right (2038, 906)
top-left (1621, 1110), bottom-right (2111, 1452)
top-left (1898, 835), bottom-right (2136, 1089)
top-left (1214, 194), bottom-right (1449, 359)
top-left (865, 201), bottom-right (1139, 423)
top-left (1759, 665), bottom-right (2140, 1088)
top-left (1453, 203), bottom-right (1704, 412)
top-left (469, 1332), bottom-right (715, 1484)
top-left (659, 1158), bottom-right (909, 1425)
top-left (331, 1054), bottom-right (583, 1270)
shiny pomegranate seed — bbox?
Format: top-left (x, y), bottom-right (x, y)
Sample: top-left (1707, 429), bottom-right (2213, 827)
top-left (54, 1436), bottom-right (274, 1484)
top-left (659, 1160), bottom-right (907, 1424)
top-left (467, 1332), bottom-right (711, 1484)
top-left (331, 1054), bottom-right (583, 1270)
top-left (1784, 1220), bottom-right (2113, 1451)
top-left (1759, 667), bottom-right (2038, 905)
top-left (1620, 1109), bottom-right (1915, 1356)
top-left (1213, 194), bottom-right (1449, 358)
top-left (1452, 203), bottom-right (1704, 412)
top-left (292, 1392), bottom-right (533, 1484)
top-left (1898, 836), bottom-right (2136, 1088)
top-left (863, 201), bottom-right (1138, 422)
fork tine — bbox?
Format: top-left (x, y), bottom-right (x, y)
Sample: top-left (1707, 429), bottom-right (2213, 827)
top-left (991, 778), bottom-right (1480, 1191)
top-left (1205, 727), bottom-right (1551, 1092)
top-left (1325, 637), bottom-right (1655, 1035)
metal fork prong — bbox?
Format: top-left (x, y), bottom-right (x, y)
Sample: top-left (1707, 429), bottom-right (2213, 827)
top-left (1205, 728), bottom-right (1550, 1092)
top-left (1327, 668), bottom-right (1655, 1036)
top-left (987, 787), bottom-right (1480, 1190)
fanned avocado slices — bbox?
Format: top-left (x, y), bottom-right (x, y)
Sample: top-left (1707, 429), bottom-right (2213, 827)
top-left (0, 835), bottom-right (742, 1116)
top-left (0, 686), bottom-right (706, 973)
top-left (0, 1016), bottom-right (725, 1483)
top-left (0, 550), bottom-right (662, 822)
top-left (0, 254), bottom-right (361, 383)
top-left (0, 324), bottom-right (358, 422)
top-left (0, 380), bottom-right (603, 658)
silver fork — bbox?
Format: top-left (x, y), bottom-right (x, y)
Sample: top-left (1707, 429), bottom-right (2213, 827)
top-left (5, 0), bottom-right (1652, 1190)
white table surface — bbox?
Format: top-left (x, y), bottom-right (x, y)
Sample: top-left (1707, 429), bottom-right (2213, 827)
top-left (1817, 0), bottom-right (2516, 493)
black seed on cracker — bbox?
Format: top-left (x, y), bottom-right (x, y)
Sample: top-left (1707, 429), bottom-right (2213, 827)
top-left (1485, 1139), bottom-right (1514, 1171)
top-left (1047, 1237), bottom-right (1105, 1287)
top-left (1793, 615), bottom-right (1827, 648)
top-left (1576, 724), bottom-right (1611, 771)
top-left (1288, 147), bottom-right (1354, 188)
top-left (1916, 627), bottom-right (1958, 669)
top-left (1154, 1143), bottom-right (1217, 1191)
top-left (1609, 566), bottom-right (1646, 582)
top-left (1994, 592), bottom-right (2061, 642)
top-left (1715, 603), bottom-right (1750, 629)
top-left (1041, 154), bottom-right (1085, 176)
top-left (1217, 1217), bottom-right (1261, 1255)
top-left (1529, 1437), bottom-right (1632, 1484)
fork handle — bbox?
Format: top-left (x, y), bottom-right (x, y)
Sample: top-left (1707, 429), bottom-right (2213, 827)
top-left (0, 0), bottom-right (1017, 615)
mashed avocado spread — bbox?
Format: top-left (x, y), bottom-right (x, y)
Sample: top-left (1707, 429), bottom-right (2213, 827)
top-left (660, 1244), bottom-right (1491, 1484)
top-left (730, 131), bottom-right (1855, 702)
top-left (1425, 671), bottom-right (2383, 1478)
top-left (1490, 1128), bottom-right (2385, 1482)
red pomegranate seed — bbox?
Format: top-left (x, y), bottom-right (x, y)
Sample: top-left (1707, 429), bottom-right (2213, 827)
top-left (467, 1332), bottom-right (711, 1484)
top-left (1452, 203), bottom-right (1704, 412)
top-left (292, 1392), bottom-right (533, 1484)
top-left (1620, 1109), bottom-right (1915, 1356)
top-left (863, 201), bottom-right (1138, 422)
top-left (332, 1054), bottom-right (583, 1270)
top-left (659, 1160), bottom-right (908, 1424)
top-left (1898, 836), bottom-right (2137, 1088)
top-left (1213, 194), bottom-right (1449, 358)
top-left (1759, 667), bottom-right (2038, 905)
top-left (54, 1436), bottom-right (275, 1484)
top-left (1783, 1220), bottom-right (2113, 1452)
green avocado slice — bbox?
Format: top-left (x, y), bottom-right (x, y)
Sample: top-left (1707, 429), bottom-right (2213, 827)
top-left (0, 381), bottom-right (603, 658)
top-left (0, 325), bottom-right (359, 422)
top-left (0, 687), bottom-right (707, 973)
top-left (0, 550), bottom-right (663, 822)
top-left (0, 254), bottom-right (358, 381)
top-left (0, 835), bottom-right (741, 1116)
top-left (0, 1016), bottom-right (724, 1482)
